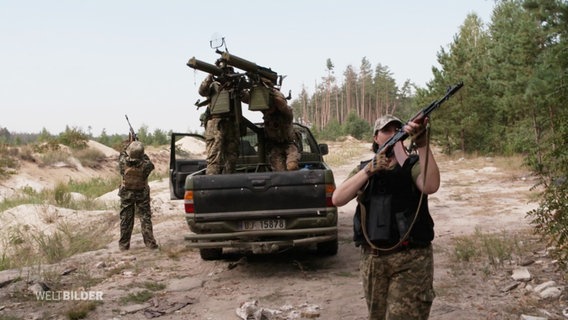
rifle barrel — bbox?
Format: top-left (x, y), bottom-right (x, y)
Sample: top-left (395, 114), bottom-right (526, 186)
top-left (187, 57), bottom-right (223, 76)
top-left (377, 82), bottom-right (464, 155)
top-left (220, 52), bottom-right (278, 83)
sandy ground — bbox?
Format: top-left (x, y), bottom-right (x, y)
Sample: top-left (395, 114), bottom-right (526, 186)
top-left (0, 139), bottom-right (565, 320)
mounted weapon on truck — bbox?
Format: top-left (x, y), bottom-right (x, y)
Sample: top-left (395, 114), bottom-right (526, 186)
top-left (186, 36), bottom-right (287, 133)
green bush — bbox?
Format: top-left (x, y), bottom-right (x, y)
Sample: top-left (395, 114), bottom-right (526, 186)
top-left (342, 112), bottom-right (371, 140)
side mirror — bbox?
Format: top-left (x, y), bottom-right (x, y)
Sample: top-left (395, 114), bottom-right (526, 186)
top-left (318, 144), bottom-right (329, 156)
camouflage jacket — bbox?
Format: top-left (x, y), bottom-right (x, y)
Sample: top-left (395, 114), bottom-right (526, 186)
top-left (118, 151), bottom-right (155, 195)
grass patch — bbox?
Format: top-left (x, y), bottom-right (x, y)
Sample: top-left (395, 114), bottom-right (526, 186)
top-left (0, 218), bottom-right (115, 271)
top-left (142, 281), bottom-right (166, 291)
top-left (39, 149), bottom-right (73, 167)
top-left (67, 176), bottom-right (121, 199)
top-left (65, 301), bottom-right (100, 320)
top-left (451, 228), bottom-right (531, 268)
top-left (119, 290), bottom-right (154, 305)
top-left (72, 148), bottom-right (107, 169)
top-left (0, 176), bottom-right (120, 212)
top-left (0, 152), bottom-right (19, 179)
top-left (0, 186), bottom-right (45, 211)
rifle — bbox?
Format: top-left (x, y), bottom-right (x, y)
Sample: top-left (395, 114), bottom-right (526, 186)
top-left (125, 114), bottom-right (138, 141)
top-left (378, 82), bottom-right (464, 158)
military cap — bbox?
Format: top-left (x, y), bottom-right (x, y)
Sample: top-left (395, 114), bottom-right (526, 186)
top-left (373, 114), bottom-right (403, 134)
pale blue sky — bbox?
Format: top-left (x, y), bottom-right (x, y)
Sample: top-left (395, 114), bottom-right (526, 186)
top-left (0, 1), bottom-right (495, 135)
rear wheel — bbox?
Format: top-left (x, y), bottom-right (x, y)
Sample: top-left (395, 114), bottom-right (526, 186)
top-left (199, 248), bottom-right (222, 260)
top-left (316, 239), bottom-right (338, 256)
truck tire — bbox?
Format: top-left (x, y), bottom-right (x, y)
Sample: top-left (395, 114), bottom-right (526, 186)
top-left (200, 248), bottom-right (222, 260)
top-left (316, 239), bottom-right (338, 256)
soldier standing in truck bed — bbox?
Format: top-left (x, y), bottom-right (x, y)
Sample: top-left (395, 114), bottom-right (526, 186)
top-left (262, 84), bottom-right (300, 171)
top-left (198, 59), bottom-right (240, 175)
top-left (242, 78), bottom-right (300, 171)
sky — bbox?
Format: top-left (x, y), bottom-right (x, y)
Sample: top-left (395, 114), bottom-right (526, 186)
top-left (0, 0), bottom-right (496, 136)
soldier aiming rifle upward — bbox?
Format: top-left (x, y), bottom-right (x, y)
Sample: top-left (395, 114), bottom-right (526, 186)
top-left (125, 114), bottom-right (138, 142)
top-left (118, 115), bottom-right (158, 251)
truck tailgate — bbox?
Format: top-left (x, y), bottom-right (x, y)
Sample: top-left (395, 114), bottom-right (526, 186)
top-left (188, 169), bottom-right (329, 214)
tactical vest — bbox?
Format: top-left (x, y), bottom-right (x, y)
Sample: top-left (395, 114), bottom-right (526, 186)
top-left (122, 164), bottom-right (147, 190)
top-left (353, 155), bottom-right (434, 247)
top-left (209, 82), bottom-right (231, 115)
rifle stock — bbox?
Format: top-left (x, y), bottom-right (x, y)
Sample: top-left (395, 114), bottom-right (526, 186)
top-left (378, 82), bottom-right (464, 156)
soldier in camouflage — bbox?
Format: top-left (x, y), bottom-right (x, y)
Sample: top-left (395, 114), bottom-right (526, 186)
top-left (198, 60), bottom-right (240, 175)
top-left (118, 141), bottom-right (158, 251)
top-left (332, 115), bottom-right (439, 319)
top-left (262, 86), bottom-right (300, 171)
top-left (242, 79), bottom-right (300, 171)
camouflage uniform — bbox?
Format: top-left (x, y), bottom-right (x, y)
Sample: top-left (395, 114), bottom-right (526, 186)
top-left (118, 141), bottom-right (158, 250)
top-left (199, 74), bottom-right (240, 175)
top-left (360, 246), bottom-right (435, 319)
top-left (204, 117), bottom-right (239, 174)
top-left (350, 114), bottom-right (436, 319)
top-left (262, 88), bottom-right (300, 171)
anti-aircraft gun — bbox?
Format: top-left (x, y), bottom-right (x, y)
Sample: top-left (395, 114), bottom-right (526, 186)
top-left (186, 37), bottom-right (287, 135)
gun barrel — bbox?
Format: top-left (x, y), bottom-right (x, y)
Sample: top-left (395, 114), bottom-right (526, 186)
top-left (187, 57), bottom-right (223, 76)
top-left (377, 81), bottom-right (464, 156)
top-left (221, 52), bottom-right (278, 83)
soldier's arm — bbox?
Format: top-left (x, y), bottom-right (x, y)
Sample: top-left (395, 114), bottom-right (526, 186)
top-left (271, 89), bottom-right (293, 121)
top-left (118, 152), bottom-right (127, 175)
top-left (143, 156), bottom-right (155, 176)
top-left (198, 75), bottom-right (213, 97)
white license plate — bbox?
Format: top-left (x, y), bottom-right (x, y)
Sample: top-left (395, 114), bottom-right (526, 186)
top-left (241, 219), bottom-right (286, 230)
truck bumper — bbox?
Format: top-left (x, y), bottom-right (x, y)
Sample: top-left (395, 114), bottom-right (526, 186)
top-left (184, 226), bottom-right (338, 253)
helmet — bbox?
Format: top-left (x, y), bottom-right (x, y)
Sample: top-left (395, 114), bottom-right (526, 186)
top-left (126, 141), bottom-right (144, 160)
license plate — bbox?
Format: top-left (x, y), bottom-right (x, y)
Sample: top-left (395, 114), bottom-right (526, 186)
top-left (241, 219), bottom-right (286, 230)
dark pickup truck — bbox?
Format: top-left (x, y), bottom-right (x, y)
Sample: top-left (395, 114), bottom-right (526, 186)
top-left (169, 121), bottom-right (338, 260)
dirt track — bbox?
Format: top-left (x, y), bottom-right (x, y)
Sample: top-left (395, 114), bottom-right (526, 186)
top-left (1, 141), bottom-right (560, 320)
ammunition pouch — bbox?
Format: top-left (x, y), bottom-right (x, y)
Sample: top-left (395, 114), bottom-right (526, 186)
top-left (199, 108), bottom-right (211, 127)
top-left (249, 86), bottom-right (271, 111)
top-left (353, 205), bottom-right (411, 246)
top-left (209, 82), bottom-right (231, 115)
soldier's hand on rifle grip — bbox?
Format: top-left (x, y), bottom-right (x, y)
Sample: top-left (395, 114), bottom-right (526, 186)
top-left (364, 152), bottom-right (395, 177)
top-left (408, 117), bottom-right (429, 148)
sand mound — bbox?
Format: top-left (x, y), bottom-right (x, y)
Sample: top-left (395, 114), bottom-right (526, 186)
top-left (176, 136), bottom-right (206, 156)
top-left (87, 140), bottom-right (119, 157)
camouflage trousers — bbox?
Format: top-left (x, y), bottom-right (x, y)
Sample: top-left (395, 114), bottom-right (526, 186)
top-left (205, 117), bottom-right (239, 175)
top-left (360, 245), bottom-right (435, 320)
top-left (266, 141), bottom-right (300, 171)
top-left (118, 188), bottom-right (158, 250)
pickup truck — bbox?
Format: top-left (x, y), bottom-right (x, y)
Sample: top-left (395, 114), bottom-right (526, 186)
top-left (169, 120), bottom-right (338, 260)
